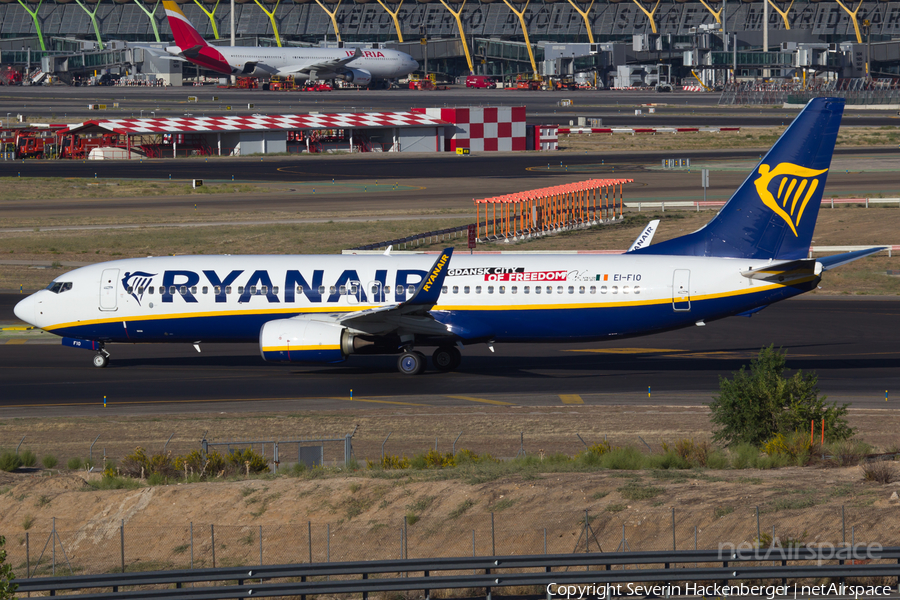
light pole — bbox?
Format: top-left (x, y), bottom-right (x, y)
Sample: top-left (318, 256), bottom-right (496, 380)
top-left (863, 19), bottom-right (871, 80)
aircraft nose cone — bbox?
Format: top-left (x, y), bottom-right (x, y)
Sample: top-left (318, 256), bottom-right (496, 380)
top-left (13, 294), bottom-right (35, 326)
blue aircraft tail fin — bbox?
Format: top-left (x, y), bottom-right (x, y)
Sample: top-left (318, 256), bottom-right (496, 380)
top-left (633, 97), bottom-right (844, 260)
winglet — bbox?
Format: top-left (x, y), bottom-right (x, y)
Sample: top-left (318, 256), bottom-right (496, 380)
top-left (405, 248), bottom-right (453, 307)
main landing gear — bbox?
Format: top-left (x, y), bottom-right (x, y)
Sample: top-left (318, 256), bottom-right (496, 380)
top-left (396, 346), bottom-right (462, 375)
top-left (92, 347), bottom-right (110, 368)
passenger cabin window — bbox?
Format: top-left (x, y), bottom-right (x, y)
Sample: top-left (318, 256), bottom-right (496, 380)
top-left (475, 286), bottom-right (482, 294)
top-left (579, 286), bottom-right (585, 294)
top-left (452, 286), bottom-right (459, 294)
top-left (202, 286), bottom-right (208, 295)
top-left (261, 285), bottom-right (268, 294)
top-left (191, 286), bottom-right (197, 295)
top-left (590, 286), bottom-right (596, 294)
top-left (623, 286), bottom-right (630, 294)
top-left (442, 286), bottom-right (448, 294)
top-left (250, 286), bottom-right (257, 295)
top-left (634, 285), bottom-right (641, 294)
top-left (546, 286), bottom-right (552, 294)
top-left (464, 286), bottom-right (470, 294)
top-left (170, 286), bottom-right (177, 295)
top-left (273, 286), bottom-right (279, 295)
top-left (612, 286), bottom-right (618, 294)
top-left (535, 286), bottom-right (541, 294)
top-left (568, 286), bottom-right (574, 294)
top-left (370, 284), bottom-right (379, 295)
top-left (499, 286), bottom-right (506, 294)
top-left (349, 285), bottom-right (356, 295)
top-left (339, 285), bottom-right (347, 295)
top-left (511, 286), bottom-right (517, 294)
top-left (329, 286), bottom-right (336, 295)
top-left (487, 286), bottom-right (494, 294)
top-left (127, 286), bottom-right (134, 294)
top-left (384, 285), bottom-right (391, 294)
top-left (238, 286), bottom-right (244, 295)
top-left (600, 286), bottom-right (607, 294)
top-left (407, 284), bottom-right (416, 295)
top-left (225, 286), bottom-right (232, 295)
top-left (149, 286), bottom-right (154, 294)
top-left (524, 286), bottom-right (530, 294)
top-left (215, 286), bottom-right (221, 295)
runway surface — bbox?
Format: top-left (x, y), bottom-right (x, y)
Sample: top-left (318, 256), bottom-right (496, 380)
top-left (2, 294), bottom-right (899, 416)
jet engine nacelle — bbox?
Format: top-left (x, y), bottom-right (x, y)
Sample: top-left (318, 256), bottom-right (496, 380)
top-left (340, 68), bottom-right (372, 87)
top-left (259, 318), bottom-right (350, 363)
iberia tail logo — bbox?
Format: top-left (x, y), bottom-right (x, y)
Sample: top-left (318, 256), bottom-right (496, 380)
top-left (754, 162), bottom-right (828, 237)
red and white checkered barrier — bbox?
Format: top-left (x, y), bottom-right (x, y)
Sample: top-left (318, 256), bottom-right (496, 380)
top-left (413, 106), bottom-right (526, 152)
top-left (681, 86), bottom-right (705, 92)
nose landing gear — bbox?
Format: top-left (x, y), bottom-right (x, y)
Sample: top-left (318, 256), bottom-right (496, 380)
top-left (92, 348), bottom-right (110, 368)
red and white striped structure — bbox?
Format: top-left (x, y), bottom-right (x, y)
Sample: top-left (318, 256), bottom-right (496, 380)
top-left (473, 178), bottom-right (633, 240)
top-left (65, 112), bottom-right (450, 135)
top-left (411, 106), bottom-right (527, 152)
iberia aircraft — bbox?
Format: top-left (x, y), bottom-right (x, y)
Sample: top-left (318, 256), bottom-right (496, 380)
top-left (161, 0), bottom-right (419, 87)
top-left (13, 98), bottom-right (884, 375)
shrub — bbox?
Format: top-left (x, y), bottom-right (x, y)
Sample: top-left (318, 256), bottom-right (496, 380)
top-left (826, 439), bottom-right (871, 467)
top-left (369, 455), bottom-right (411, 470)
top-left (646, 450), bottom-right (691, 470)
top-left (575, 441), bottom-right (613, 466)
top-left (411, 450), bottom-right (455, 469)
top-left (147, 452), bottom-right (177, 478)
top-left (600, 447), bottom-right (647, 470)
top-left (708, 345), bottom-right (853, 446)
top-left (226, 448), bottom-right (268, 475)
top-left (763, 432), bottom-right (812, 463)
top-left (120, 448), bottom-right (148, 478)
top-left (66, 457), bottom-right (83, 471)
top-left (861, 460), bottom-right (896, 484)
top-left (41, 455), bottom-right (58, 469)
top-left (729, 443), bottom-right (760, 469)
top-left (0, 451), bottom-right (22, 473)
top-left (18, 450), bottom-right (36, 468)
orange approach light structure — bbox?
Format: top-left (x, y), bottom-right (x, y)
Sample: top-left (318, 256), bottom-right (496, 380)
top-left (473, 179), bottom-right (633, 241)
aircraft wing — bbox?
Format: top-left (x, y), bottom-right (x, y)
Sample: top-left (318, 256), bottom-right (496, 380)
top-left (279, 47), bottom-right (362, 75)
top-left (335, 248), bottom-right (455, 337)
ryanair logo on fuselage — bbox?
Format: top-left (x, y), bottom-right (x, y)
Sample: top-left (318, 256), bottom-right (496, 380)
top-left (754, 162), bottom-right (828, 237)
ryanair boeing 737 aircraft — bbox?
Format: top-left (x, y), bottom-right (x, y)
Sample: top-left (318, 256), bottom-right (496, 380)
top-left (13, 98), bottom-right (883, 375)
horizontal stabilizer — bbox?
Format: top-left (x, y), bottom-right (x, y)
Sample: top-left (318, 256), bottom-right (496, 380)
top-left (818, 246), bottom-right (888, 271)
top-left (741, 258), bottom-right (819, 281)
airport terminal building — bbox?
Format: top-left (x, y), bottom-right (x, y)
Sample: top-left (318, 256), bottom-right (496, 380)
top-left (1, 0), bottom-right (899, 84)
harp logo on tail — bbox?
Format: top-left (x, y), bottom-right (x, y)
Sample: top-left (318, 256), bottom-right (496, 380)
top-left (754, 162), bottom-right (828, 237)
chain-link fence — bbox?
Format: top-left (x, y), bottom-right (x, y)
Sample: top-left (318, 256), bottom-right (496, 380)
top-left (6, 506), bottom-right (899, 578)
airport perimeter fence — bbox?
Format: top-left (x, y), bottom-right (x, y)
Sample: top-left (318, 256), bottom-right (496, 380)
top-left (6, 505), bottom-right (899, 579)
top-left (719, 77), bottom-right (900, 105)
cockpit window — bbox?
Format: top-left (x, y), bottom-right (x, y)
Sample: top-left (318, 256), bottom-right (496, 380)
top-left (46, 282), bottom-right (72, 294)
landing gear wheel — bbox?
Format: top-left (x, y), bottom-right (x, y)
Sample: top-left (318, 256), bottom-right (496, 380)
top-left (397, 351), bottom-right (426, 375)
top-left (432, 346), bottom-right (461, 372)
top-left (92, 353), bottom-right (109, 368)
